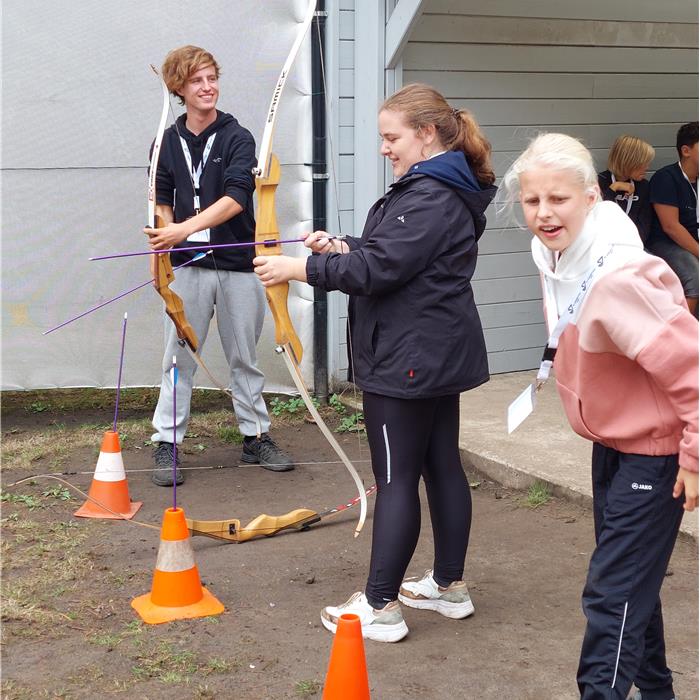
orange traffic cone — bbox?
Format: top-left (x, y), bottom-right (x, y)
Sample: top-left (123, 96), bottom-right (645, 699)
top-left (322, 614), bottom-right (371, 699)
top-left (131, 506), bottom-right (225, 624)
top-left (74, 431), bottom-right (142, 519)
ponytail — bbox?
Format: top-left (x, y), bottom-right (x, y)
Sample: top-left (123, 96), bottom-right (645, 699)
top-left (453, 109), bottom-right (495, 186)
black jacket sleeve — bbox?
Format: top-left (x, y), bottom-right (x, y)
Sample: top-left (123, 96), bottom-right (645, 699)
top-left (222, 131), bottom-right (256, 210)
top-left (307, 185), bottom-right (469, 296)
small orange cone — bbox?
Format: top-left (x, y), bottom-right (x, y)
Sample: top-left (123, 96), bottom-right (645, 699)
top-left (131, 506), bottom-right (224, 624)
top-left (74, 431), bottom-right (142, 519)
top-left (322, 614), bottom-right (371, 699)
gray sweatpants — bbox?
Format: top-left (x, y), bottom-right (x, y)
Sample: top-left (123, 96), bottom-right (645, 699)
top-left (151, 266), bottom-right (271, 443)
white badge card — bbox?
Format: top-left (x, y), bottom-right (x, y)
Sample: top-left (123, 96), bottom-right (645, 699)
top-left (187, 228), bottom-right (210, 243)
top-left (507, 383), bottom-right (536, 434)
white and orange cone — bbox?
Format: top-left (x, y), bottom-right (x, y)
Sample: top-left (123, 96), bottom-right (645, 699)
top-left (131, 506), bottom-right (225, 624)
top-left (74, 430), bottom-right (142, 520)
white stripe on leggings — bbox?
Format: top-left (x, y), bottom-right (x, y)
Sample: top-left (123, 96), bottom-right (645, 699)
top-left (382, 423), bottom-right (391, 484)
top-left (611, 601), bottom-right (628, 688)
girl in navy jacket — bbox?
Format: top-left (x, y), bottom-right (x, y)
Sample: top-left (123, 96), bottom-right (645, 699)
top-left (255, 83), bottom-right (496, 642)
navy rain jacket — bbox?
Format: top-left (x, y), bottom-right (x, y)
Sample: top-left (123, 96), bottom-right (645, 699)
top-left (306, 150), bottom-right (497, 399)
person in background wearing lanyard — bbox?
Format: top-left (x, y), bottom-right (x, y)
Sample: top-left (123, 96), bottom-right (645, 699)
top-left (143, 46), bottom-right (293, 486)
top-left (254, 83), bottom-right (496, 642)
top-left (502, 133), bottom-right (697, 700)
top-left (647, 122), bottom-right (699, 317)
top-left (598, 135), bottom-right (654, 245)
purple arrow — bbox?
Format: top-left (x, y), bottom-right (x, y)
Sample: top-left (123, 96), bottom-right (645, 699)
top-left (89, 236), bottom-right (338, 261)
top-left (43, 252), bottom-right (208, 335)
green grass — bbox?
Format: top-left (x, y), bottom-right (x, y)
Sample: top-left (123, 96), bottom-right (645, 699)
top-left (295, 679), bottom-right (322, 696)
top-left (270, 396), bottom-right (309, 416)
top-left (217, 426), bottom-right (244, 444)
top-left (524, 481), bottom-right (552, 509)
top-left (328, 394), bottom-right (346, 414)
top-left (336, 412), bottom-right (364, 433)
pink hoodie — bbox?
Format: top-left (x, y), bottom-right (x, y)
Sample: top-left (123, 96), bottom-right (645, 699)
top-left (532, 201), bottom-right (699, 472)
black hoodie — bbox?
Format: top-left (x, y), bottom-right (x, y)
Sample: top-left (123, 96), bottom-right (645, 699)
top-left (154, 110), bottom-right (257, 271)
top-left (306, 151), bottom-right (497, 399)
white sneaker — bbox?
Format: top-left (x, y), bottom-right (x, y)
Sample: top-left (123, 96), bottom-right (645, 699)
top-left (320, 591), bottom-right (408, 643)
top-left (398, 569), bottom-right (475, 619)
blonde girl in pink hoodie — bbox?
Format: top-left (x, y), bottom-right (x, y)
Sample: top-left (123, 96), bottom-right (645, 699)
top-left (503, 133), bottom-right (698, 700)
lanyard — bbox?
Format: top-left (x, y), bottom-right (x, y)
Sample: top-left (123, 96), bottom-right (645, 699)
top-left (677, 162), bottom-right (699, 225)
top-left (507, 245), bottom-right (615, 433)
top-left (179, 133), bottom-right (216, 213)
top-left (535, 245), bottom-right (615, 385)
top-left (611, 174), bottom-right (636, 216)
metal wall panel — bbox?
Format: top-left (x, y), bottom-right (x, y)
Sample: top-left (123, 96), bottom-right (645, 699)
top-left (404, 1), bottom-right (699, 373)
top-left (326, 1), bottom-right (697, 381)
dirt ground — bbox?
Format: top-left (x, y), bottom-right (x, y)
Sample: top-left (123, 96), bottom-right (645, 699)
top-left (1, 393), bottom-right (698, 700)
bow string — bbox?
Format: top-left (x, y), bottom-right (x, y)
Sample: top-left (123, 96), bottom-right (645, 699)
top-left (253, 0), bottom-right (368, 538)
top-left (148, 65), bottom-right (198, 352)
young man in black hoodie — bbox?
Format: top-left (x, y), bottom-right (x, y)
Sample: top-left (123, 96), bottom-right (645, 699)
top-left (144, 46), bottom-right (293, 486)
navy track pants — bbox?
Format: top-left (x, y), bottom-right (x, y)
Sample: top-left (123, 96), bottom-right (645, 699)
top-left (577, 443), bottom-right (684, 700)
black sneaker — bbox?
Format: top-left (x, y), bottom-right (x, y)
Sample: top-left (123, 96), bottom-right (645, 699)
top-left (152, 442), bottom-right (185, 486)
top-left (241, 434), bottom-right (294, 472)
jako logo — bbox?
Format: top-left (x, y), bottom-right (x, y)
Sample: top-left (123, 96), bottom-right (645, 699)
top-left (631, 482), bottom-right (652, 491)
top-left (397, 215), bottom-right (405, 223)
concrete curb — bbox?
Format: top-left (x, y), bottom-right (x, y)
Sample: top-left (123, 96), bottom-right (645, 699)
top-left (461, 447), bottom-right (698, 543)
top-left (458, 373), bottom-right (698, 541)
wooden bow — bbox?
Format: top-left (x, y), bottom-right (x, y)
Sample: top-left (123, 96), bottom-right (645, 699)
top-left (148, 65), bottom-right (198, 352)
top-left (254, 0), bottom-right (368, 537)
top-left (186, 485), bottom-right (376, 543)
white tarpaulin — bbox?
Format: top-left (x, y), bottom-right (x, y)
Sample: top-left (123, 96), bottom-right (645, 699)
top-left (2, 0), bottom-right (316, 393)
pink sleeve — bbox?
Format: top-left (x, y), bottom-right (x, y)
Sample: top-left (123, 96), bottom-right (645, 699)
top-left (636, 312), bottom-right (699, 472)
top-left (592, 263), bottom-right (699, 471)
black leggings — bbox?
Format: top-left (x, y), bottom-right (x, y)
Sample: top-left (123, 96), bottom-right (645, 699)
top-left (363, 392), bottom-right (472, 609)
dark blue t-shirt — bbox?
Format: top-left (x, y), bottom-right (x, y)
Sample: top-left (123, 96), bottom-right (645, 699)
top-left (649, 162), bottom-right (699, 243)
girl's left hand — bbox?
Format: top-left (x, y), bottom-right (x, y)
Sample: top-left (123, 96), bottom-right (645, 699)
top-left (673, 467), bottom-right (699, 512)
top-left (253, 255), bottom-right (307, 286)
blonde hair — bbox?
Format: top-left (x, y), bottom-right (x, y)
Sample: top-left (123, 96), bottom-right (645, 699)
top-left (501, 133), bottom-right (601, 207)
top-left (381, 83), bottom-right (495, 185)
top-left (607, 135), bottom-right (655, 180)
top-left (162, 46), bottom-right (221, 105)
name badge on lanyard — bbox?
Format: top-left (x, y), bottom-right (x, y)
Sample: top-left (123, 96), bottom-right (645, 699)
top-left (180, 133), bottom-right (216, 242)
top-left (678, 162), bottom-right (699, 226)
top-left (506, 245), bottom-right (615, 433)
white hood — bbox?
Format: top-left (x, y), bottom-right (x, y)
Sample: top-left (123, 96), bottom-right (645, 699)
top-left (531, 200), bottom-right (645, 331)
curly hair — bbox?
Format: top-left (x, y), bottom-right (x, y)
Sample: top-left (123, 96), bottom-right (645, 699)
top-left (161, 46), bottom-right (221, 105)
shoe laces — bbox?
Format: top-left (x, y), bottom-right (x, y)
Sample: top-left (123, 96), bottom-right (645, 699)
top-left (255, 434), bottom-right (283, 458)
top-left (339, 591), bottom-right (365, 609)
top-left (154, 442), bottom-right (180, 468)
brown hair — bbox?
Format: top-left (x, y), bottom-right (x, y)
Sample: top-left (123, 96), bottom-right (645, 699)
top-left (381, 83), bottom-right (495, 185)
top-left (606, 135), bottom-right (655, 180)
top-left (161, 46), bottom-right (221, 105)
